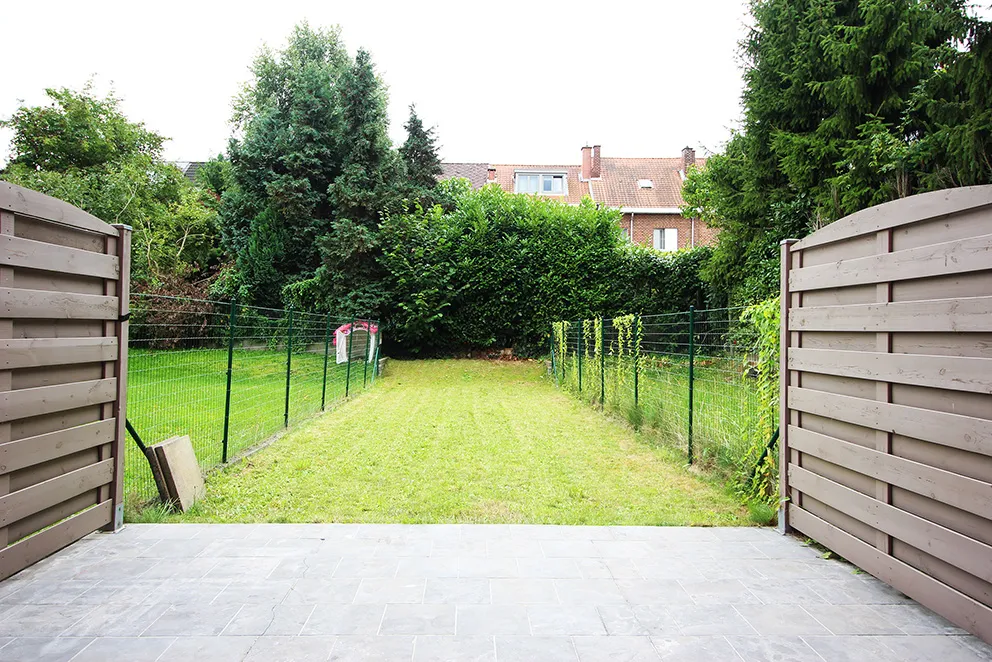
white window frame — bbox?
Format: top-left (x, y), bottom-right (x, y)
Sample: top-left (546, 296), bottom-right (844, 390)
top-left (653, 228), bottom-right (678, 252)
top-left (514, 171), bottom-right (567, 196)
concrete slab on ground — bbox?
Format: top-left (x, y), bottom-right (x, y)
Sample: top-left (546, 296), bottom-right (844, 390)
top-left (0, 524), bottom-right (988, 661)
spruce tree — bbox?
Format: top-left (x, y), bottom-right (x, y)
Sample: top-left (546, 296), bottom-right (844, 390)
top-left (400, 104), bottom-right (443, 202)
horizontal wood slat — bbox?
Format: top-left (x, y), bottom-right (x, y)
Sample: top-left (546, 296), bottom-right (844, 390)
top-left (2, 337), bottom-right (118, 370)
top-left (0, 182), bottom-right (118, 237)
top-left (789, 465), bottom-right (992, 583)
top-left (790, 233), bottom-right (992, 292)
top-left (788, 348), bottom-right (992, 394)
top-left (1, 288), bottom-right (118, 320)
top-left (0, 500), bottom-right (112, 581)
top-left (788, 387), bottom-right (992, 457)
top-left (1, 235), bottom-right (119, 280)
top-left (789, 426), bottom-right (992, 520)
top-left (791, 185), bottom-right (992, 251)
top-left (790, 297), bottom-right (992, 333)
top-left (789, 505), bottom-right (992, 642)
top-left (0, 378), bottom-right (116, 423)
top-left (0, 419), bottom-right (115, 475)
top-left (0, 459), bottom-right (113, 527)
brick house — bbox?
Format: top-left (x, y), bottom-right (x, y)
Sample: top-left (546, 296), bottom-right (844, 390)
top-left (439, 146), bottom-right (715, 251)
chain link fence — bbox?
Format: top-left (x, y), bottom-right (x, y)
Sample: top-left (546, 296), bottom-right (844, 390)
top-left (125, 293), bottom-right (381, 505)
top-left (550, 307), bottom-right (778, 491)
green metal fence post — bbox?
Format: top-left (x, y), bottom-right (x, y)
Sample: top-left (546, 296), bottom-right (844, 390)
top-left (633, 314), bottom-right (640, 408)
top-left (577, 321), bottom-right (583, 392)
top-left (599, 319), bottom-right (605, 407)
top-left (221, 300), bottom-right (237, 463)
top-left (362, 320), bottom-right (369, 388)
top-left (345, 317), bottom-right (355, 397)
top-left (550, 324), bottom-right (559, 387)
top-left (687, 305), bottom-right (695, 465)
top-left (284, 309), bottom-right (293, 428)
top-left (321, 312), bottom-right (331, 410)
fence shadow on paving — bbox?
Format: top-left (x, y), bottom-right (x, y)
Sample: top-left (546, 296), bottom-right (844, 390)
top-left (125, 293), bottom-right (380, 505)
top-left (550, 308), bottom-right (778, 490)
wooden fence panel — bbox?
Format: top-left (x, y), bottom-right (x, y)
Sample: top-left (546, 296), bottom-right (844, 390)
top-left (0, 181), bottom-right (130, 581)
top-left (780, 185), bottom-right (992, 642)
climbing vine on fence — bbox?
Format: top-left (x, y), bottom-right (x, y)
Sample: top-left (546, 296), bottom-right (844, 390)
top-left (738, 296), bottom-right (780, 505)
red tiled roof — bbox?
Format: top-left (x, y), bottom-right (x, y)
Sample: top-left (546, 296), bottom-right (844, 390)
top-left (439, 163), bottom-right (490, 190)
top-left (490, 164), bottom-right (591, 205)
top-left (590, 157), bottom-right (704, 209)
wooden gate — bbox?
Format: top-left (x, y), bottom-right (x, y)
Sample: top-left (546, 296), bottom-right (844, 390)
top-left (779, 185), bottom-right (992, 641)
top-left (0, 182), bottom-right (130, 580)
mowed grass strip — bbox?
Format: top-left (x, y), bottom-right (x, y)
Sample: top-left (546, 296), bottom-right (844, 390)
top-left (172, 359), bottom-right (748, 525)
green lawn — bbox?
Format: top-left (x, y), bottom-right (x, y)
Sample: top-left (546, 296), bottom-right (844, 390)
top-left (126, 348), bottom-right (372, 504)
top-left (169, 359), bottom-right (748, 525)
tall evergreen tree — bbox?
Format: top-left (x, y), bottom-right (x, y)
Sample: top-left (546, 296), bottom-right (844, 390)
top-left (400, 104), bottom-right (443, 202)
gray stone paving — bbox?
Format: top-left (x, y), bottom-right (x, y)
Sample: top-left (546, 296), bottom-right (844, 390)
top-left (0, 524), bottom-right (988, 661)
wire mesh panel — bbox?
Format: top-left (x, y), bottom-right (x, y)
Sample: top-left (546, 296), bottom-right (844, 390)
top-left (126, 294), bottom-right (380, 505)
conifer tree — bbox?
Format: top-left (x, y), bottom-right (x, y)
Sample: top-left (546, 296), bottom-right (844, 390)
top-left (400, 104), bottom-right (443, 203)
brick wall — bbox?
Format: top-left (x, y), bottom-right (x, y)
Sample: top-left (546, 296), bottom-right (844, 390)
top-left (620, 213), bottom-right (718, 250)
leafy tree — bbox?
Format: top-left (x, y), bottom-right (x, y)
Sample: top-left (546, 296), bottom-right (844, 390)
top-left (399, 104), bottom-right (443, 204)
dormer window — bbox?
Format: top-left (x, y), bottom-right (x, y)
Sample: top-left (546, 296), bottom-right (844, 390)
top-left (637, 179), bottom-right (653, 189)
top-left (515, 172), bottom-right (567, 195)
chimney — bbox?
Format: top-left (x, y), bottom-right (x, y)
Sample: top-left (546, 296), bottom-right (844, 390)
top-left (591, 145), bottom-right (601, 179)
top-left (581, 146), bottom-right (592, 180)
top-left (682, 146), bottom-right (696, 173)
top-left (487, 167), bottom-right (496, 184)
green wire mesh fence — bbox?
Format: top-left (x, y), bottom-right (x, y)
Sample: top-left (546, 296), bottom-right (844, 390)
top-left (125, 293), bottom-right (381, 505)
top-left (550, 307), bottom-right (778, 488)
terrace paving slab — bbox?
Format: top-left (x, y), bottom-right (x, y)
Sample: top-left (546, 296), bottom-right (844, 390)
top-left (0, 524), bottom-right (987, 661)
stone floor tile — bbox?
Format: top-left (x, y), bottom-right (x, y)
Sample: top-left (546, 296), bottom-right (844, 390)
top-left (615, 579), bottom-right (693, 605)
top-left (575, 559), bottom-right (614, 579)
top-left (678, 579), bottom-right (761, 605)
top-left (670, 605), bottom-right (758, 636)
top-left (456, 605), bottom-right (530, 635)
top-left (749, 540), bottom-right (822, 560)
top-left (491, 579), bottom-right (559, 605)
top-left (283, 577), bottom-right (361, 604)
top-left (0, 637), bottom-right (93, 662)
top-left (517, 558), bottom-right (583, 579)
top-left (423, 578), bottom-right (490, 605)
top-left (633, 560), bottom-right (705, 581)
top-left (726, 635), bottom-right (824, 662)
top-left (412, 635), bottom-right (495, 662)
top-left (602, 605), bottom-right (681, 636)
top-left (495, 635), bottom-right (578, 661)
top-left (651, 636), bottom-right (745, 661)
top-left (244, 635), bottom-right (337, 662)
top-left (301, 604), bottom-right (385, 635)
top-left (354, 578), bottom-right (425, 604)
top-left (591, 541), bottom-right (653, 559)
top-left (69, 580), bottom-right (162, 606)
top-left (808, 577), bottom-right (913, 605)
top-left (158, 635), bottom-right (257, 661)
top-left (542, 541), bottom-right (600, 558)
top-left (61, 602), bottom-right (170, 638)
top-left (879, 635), bottom-right (991, 662)
top-left (269, 557), bottom-right (335, 580)
top-left (395, 558), bottom-right (461, 578)
top-left (222, 604), bottom-right (314, 636)
top-left (374, 540), bottom-right (433, 557)
top-left (800, 635), bottom-right (901, 662)
top-left (746, 560), bottom-right (826, 580)
top-left (802, 604), bottom-right (903, 635)
top-left (213, 579), bottom-right (295, 604)
top-left (71, 636), bottom-right (175, 662)
top-left (141, 603), bottom-right (242, 636)
top-left (572, 635), bottom-right (662, 661)
top-left (739, 578), bottom-right (828, 605)
top-left (429, 539), bottom-right (487, 557)
top-left (734, 605), bottom-right (830, 636)
top-left (328, 635), bottom-right (414, 661)
top-left (140, 557), bottom-right (219, 580)
top-left (555, 579), bottom-right (626, 605)
top-left (72, 558), bottom-right (160, 581)
top-left (3, 580), bottom-right (98, 605)
top-left (486, 539), bottom-right (545, 558)
top-left (203, 558), bottom-right (281, 580)
top-left (457, 558), bottom-right (518, 578)
top-left (142, 538), bottom-right (214, 558)
top-left (0, 605), bottom-right (94, 637)
top-left (870, 604), bottom-right (966, 635)
top-left (333, 558), bottom-right (400, 579)
top-left (379, 604), bottom-right (456, 635)
top-left (527, 606), bottom-right (606, 636)
top-left (146, 578), bottom-right (231, 604)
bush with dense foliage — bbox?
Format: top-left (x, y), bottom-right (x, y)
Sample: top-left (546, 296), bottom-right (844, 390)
top-left (378, 184), bottom-right (712, 355)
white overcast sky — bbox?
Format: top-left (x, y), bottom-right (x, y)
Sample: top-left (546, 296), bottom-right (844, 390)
top-left (2, 0), bottom-right (753, 166)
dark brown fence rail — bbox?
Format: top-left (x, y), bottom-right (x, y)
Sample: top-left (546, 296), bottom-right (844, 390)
top-left (779, 185), bottom-right (992, 642)
top-left (0, 181), bottom-right (130, 580)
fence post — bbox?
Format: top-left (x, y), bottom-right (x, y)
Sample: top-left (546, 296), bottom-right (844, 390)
top-left (222, 300), bottom-right (237, 463)
top-left (321, 312), bottom-right (331, 410)
top-left (362, 320), bottom-right (369, 388)
top-left (345, 317), bottom-right (354, 397)
top-left (577, 321), bottom-right (583, 392)
top-left (687, 305), bottom-right (695, 465)
top-left (599, 318), bottom-right (605, 407)
top-left (633, 314), bottom-right (640, 408)
top-left (284, 309), bottom-right (293, 428)
top-left (779, 239), bottom-right (798, 534)
top-left (550, 324), bottom-right (559, 387)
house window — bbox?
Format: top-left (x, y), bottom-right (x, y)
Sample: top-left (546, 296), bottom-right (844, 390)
top-left (515, 173), bottom-right (566, 195)
top-left (653, 228), bottom-right (678, 252)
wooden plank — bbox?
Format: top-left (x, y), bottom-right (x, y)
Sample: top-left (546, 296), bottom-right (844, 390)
top-left (790, 465), bottom-right (992, 583)
top-left (0, 182), bottom-right (117, 237)
top-left (0, 459), bottom-right (113, 527)
top-left (0, 500), bottom-right (112, 581)
top-left (2, 337), bottom-right (118, 370)
top-left (107, 224), bottom-right (130, 531)
top-left (0, 378), bottom-right (116, 423)
top-left (1, 235), bottom-right (119, 280)
top-left (790, 297), bottom-right (992, 333)
top-left (1, 288), bottom-right (118, 320)
top-left (779, 238), bottom-right (798, 533)
top-left (791, 185), bottom-right (992, 252)
top-left (789, 348), bottom-right (992, 394)
top-left (788, 387), bottom-right (992, 457)
top-left (789, 505), bottom-right (992, 642)
top-left (0, 419), bottom-right (115, 475)
top-left (790, 426), bottom-right (992, 521)
top-left (790, 232), bottom-right (992, 292)
top-left (0, 210), bottom-right (12, 550)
